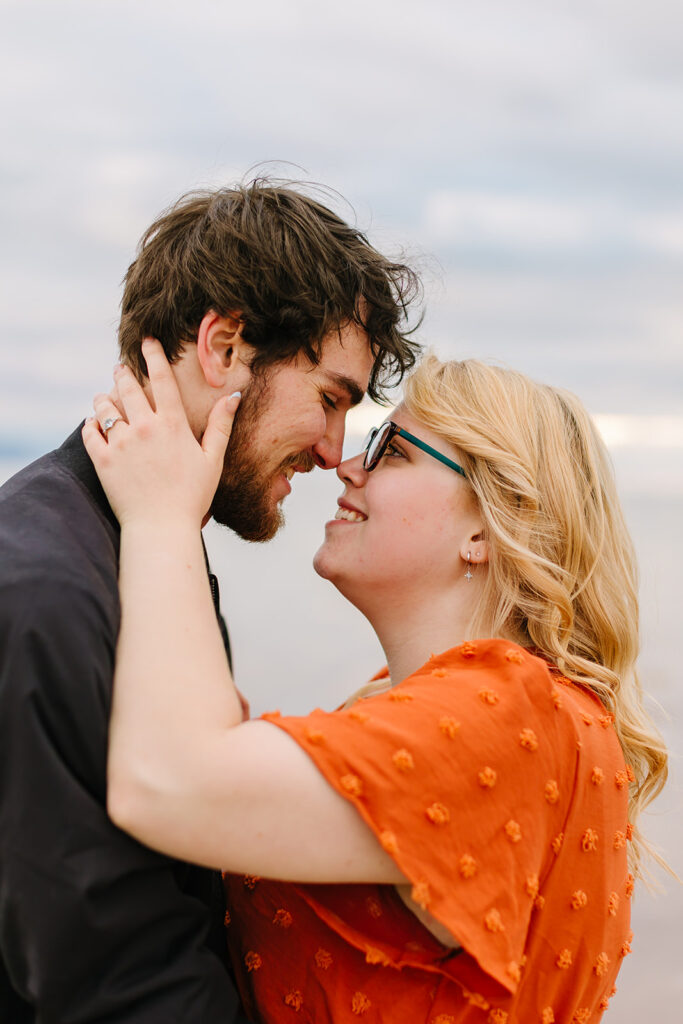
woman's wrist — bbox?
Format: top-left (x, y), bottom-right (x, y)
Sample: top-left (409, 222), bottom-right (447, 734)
top-left (119, 510), bottom-right (203, 536)
top-left (118, 517), bottom-right (207, 584)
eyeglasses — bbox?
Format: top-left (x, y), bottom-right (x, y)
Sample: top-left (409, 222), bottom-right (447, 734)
top-left (362, 421), bottom-right (467, 478)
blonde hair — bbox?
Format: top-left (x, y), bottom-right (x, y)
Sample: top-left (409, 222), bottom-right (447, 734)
top-left (404, 355), bottom-right (668, 879)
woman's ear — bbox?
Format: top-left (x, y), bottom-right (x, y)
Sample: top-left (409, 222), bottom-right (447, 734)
top-left (196, 311), bottom-right (250, 389)
top-left (459, 530), bottom-right (489, 566)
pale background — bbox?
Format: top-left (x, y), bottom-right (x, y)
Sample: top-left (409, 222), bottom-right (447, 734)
top-left (1, 1), bottom-right (681, 1019)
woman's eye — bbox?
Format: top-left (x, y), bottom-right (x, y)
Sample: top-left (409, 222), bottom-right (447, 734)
top-left (323, 394), bottom-right (338, 410)
top-left (384, 443), bottom-right (405, 459)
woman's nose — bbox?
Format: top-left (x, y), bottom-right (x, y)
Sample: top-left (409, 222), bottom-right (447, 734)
top-left (337, 451), bottom-right (368, 485)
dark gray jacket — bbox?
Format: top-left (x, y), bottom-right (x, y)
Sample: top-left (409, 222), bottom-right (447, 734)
top-left (0, 428), bottom-right (246, 1023)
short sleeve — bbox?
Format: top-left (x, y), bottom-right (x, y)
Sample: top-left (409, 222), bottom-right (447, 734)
top-left (264, 638), bottom-right (580, 994)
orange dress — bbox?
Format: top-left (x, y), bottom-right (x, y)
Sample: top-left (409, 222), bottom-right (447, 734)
top-left (224, 639), bottom-right (632, 1023)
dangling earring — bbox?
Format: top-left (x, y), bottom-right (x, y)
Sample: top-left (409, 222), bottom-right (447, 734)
top-left (465, 551), bottom-right (473, 581)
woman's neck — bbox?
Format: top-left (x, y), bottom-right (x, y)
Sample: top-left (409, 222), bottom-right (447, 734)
top-left (370, 583), bottom-right (485, 687)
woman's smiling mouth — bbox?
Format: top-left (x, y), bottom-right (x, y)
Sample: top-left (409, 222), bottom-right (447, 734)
top-left (334, 506), bottom-right (367, 522)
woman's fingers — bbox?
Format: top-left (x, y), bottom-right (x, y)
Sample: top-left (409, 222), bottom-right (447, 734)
top-left (202, 391), bottom-right (242, 464)
top-left (92, 394), bottom-right (128, 440)
top-left (93, 339), bottom-right (178, 430)
top-left (82, 416), bottom-right (108, 461)
top-left (83, 340), bottom-right (236, 527)
top-left (112, 363), bottom-right (155, 424)
top-left (140, 338), bottom-right (184, 417)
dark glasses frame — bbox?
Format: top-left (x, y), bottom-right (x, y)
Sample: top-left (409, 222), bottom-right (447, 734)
top-left (362, 421), bottom-right (467, 478)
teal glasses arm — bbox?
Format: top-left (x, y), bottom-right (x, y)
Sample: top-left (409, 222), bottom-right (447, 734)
top-left (396, 428), bottom-right (467, 478)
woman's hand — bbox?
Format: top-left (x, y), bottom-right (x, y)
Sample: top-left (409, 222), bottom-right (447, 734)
top-left (82, 339), bottom-right (241, 528)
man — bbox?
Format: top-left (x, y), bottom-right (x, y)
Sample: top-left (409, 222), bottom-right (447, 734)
top-left (0, 181), bottom-right (420, 1022)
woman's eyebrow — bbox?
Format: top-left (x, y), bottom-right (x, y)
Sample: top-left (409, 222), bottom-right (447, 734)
top-left (319, 371), bottom-right (365, 407)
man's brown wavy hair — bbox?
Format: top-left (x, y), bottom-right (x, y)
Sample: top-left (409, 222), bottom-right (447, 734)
top-left (118, 180), bottom-right (422, 400)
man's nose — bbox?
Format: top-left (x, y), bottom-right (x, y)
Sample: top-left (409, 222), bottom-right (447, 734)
top-left (312, 420), bottom-right (346, 469)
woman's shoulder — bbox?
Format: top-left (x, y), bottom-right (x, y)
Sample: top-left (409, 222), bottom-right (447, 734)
top-left (395, 637), bottom-right (557, 718)
top-left (388, 638), bottom-right (624, 767)
top-left (411, 637), bottom-right (547, 679)
top-left (407, 638), bottom-right (613, 723)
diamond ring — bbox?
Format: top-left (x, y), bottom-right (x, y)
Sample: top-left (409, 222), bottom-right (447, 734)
top-left (102, 416), bottom-right (122, 434)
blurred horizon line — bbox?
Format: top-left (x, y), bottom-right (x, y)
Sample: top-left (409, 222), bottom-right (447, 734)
top-left (344, 405), bottom-right (683, 450)
top-left (1, 411), bottom-right (683, 462)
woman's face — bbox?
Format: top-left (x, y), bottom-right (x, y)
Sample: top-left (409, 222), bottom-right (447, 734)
top-left (313, 406), bottom-right (484, 610)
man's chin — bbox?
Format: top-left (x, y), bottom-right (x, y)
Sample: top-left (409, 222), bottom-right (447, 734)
top-left (210, 490), bottom-right (284, 543)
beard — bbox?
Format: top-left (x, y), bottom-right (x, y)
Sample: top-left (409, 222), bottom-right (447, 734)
top-left (208, 372), bottom-right (314, 542)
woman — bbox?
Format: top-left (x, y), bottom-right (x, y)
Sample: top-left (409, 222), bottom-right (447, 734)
top-left (84, 340), bottom-right (667, 1023)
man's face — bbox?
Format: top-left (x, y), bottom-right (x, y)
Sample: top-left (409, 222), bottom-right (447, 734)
top-left (209, 321), bottom-right (373, 541)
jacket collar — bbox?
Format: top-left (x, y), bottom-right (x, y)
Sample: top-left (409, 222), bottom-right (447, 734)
top-left (55, 423), bottom-right (120, 537)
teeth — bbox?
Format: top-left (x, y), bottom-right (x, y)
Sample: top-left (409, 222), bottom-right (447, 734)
top-left (283, 468), bottom-right (295, 481)
top-left (334, 507), bottom-right (367, 522)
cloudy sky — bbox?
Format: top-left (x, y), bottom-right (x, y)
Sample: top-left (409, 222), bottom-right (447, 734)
top-left (2, 3), bottom-right (682, 1015)
top-left (1, 0), bottom-right (682, 485)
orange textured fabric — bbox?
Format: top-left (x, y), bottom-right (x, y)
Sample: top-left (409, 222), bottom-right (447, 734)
top-left (225, 639), bottom-right (632, 1023)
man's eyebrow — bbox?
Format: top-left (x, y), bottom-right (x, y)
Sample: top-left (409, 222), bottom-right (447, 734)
top-left (320, 371), bottom-right (365, 407)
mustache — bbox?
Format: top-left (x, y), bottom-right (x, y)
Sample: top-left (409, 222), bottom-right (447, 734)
top-left (280, 452), bottom-right (316, 474)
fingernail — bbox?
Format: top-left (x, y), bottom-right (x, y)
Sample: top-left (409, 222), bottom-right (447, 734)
top-left (229, 391), bottom-right (242, 400)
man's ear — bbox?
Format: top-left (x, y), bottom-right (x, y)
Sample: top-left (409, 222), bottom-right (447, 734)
top-left (196, 311), bottom-right (251, 389)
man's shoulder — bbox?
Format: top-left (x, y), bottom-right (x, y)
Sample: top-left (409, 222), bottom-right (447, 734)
top-left (0, 442), bottom-right (119, 615)
top-left (0, 449), bottom-right (120, 707)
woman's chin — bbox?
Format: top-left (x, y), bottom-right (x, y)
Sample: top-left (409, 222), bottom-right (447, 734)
top-left (312, 545), bottom-right (335, 581)
top-left (312, 547), bottom-right (354, 595)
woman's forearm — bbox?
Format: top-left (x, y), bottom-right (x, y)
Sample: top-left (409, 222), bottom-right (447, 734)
top-left (108, 518), bottom-right (243, 821)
